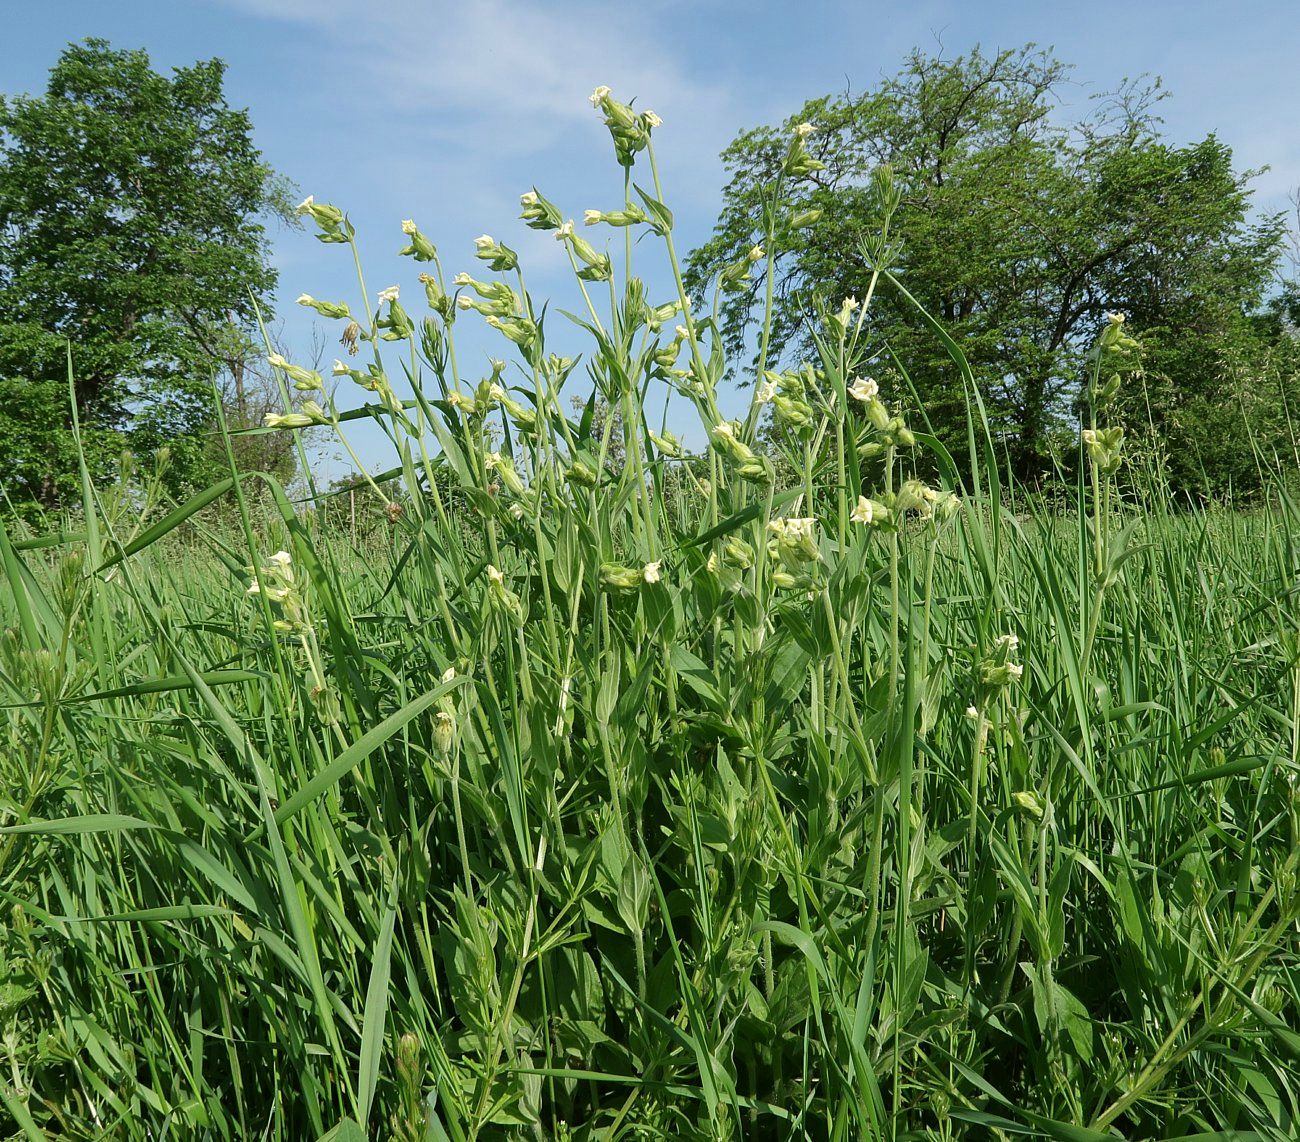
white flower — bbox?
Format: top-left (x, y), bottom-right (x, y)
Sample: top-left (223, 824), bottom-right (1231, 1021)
top-left (485, 451), bottom-right (502, 470)
top-left (795, 122), bottom-right (815, 138)
top-left (473, 234), bottom-right (494, 250)
top-left (332, 359), bottom-right (349, 375)
top-left (965, 705), bottom-right (980, 720)
top-left (508, 502), bottom-right (525, 520)
top-left (674, 324), bottom-right (689, 340)
top-left (267, 352), bottom-right (288, 368)
top-left (555, 220), bottom-right (575, 239)
top-left (1107, 312), bottom-right (1125, 325)
top-left (713, 422), bottom-right (737, 441)
top-left (785, 517), bottom-right (815, 541)
top-left (747, 244), bottom-right (765, 261)
top-left (642, 561), bottom-right (662, 584)
top-left (995, 633), bottom-right (1020, 653)
top-left (850, 495), bottom-right (876, 525)
top-left (486, 565), bottom-right (504, 587)
top-left (269, 550), bottom-right (293, 570)
top-left (756, 379), bottom-right (777, 402)
top-left (377, 285), bottom-right (400, 304)
top-left (1007, 662), bottom-right (1025, 682)
top-left (452, 272), bottom-right (473, 286)
top-left (295, 194), bottom-right (315, 213)
top-left (520, 190), bottom-right (538, 206)
top-left (583, 209), bottom-right (602, 225)
top-left (589, 85), bottom-right (611, 107)
top-left (488, 383), bottom-right (506, 401)
top-left (643, 110), bottom-right (663, 128)
top-left (706, 551), bottom-right (720, 574)
top-left (456, 296), bottom-right (473, 310)
top-left (296, 293), bottom-right (314, 306)
top-left (843, 296), bottom-right (859, 311)
top-left (849, 377), bottom-right (879, 402)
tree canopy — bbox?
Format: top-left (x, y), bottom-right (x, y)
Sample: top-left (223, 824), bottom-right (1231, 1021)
top-left (687, 45), bottom-right (1291, 488)
top-left (0, 39), bottom-right (295, 516)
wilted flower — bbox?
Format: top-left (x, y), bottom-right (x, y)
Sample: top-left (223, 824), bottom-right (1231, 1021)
top-left (377, 285), bottom-right (400, 304)
top-left (589, 85), bottom-right (611, 108)
top-left (642, 561), bottom-right (662, 585)
top-left (643, 109), bottom-right (663, 129)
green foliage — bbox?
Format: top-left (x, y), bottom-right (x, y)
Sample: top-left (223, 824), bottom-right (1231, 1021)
top-left (0, 38), bottom-right (294, 518)
top-left (687, 45), bottom-right (1291, 486)
top-left (3, 87), bottom-right (1300, 1141)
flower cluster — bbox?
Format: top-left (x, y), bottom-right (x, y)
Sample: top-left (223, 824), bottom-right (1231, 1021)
top-left (589, 85), bottom-right (661, 167)
top-left (783, 122), bottom-right (825, 177)
top-left (978, 632), bottom-right (1025, 688)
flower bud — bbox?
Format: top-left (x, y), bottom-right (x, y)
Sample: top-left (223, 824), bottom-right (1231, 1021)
top-left (296, 294), bottom-right (351, 320)
top-left (399, 219), bottom-right (438, 262)
top-left (648, 429), bottom-right (681, 456)
top-left (473, 234), bottom-right (519, 272)
top-left (600, 563), bottom-right (645, 592)
top-left (520, 188), bottom-right (563, 230)
top-left (263, 411), bottom-right (316, 430)
top-left (566, 460), bottom-right (598, 487)
top-left (1012, 790), bottom-right (1045, 822)
top-left (267, 353), bottom-right (324, 391)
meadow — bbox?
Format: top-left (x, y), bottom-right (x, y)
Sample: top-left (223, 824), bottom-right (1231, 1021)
top-left (2, 92), bottom-right (1299, 1140)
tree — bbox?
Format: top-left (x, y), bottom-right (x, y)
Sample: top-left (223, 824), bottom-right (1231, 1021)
top-left (0, 39), bottom-right (295, 517)
top-left (687, 45), bottom-right (1289, 484)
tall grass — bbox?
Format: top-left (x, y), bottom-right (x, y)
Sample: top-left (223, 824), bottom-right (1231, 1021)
top-left (2, 93), bottom-right (1299, 1139)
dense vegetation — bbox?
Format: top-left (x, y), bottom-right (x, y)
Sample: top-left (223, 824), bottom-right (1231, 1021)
top-left (2, 88), bottom-right (1299, 1140)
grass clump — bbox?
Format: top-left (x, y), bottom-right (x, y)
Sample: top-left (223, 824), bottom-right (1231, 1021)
top-left (2, 90), bottom-right (1299, 1139)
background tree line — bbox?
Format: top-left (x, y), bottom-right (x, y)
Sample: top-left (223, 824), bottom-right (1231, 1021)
top-left (687, 45), bottom-right (1300, 496)
top-left (2, 40), bottom-right (1297, 519)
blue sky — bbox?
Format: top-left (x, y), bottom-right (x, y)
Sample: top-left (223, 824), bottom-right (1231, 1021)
top-left (9, 0), bottom-right (1300, 474)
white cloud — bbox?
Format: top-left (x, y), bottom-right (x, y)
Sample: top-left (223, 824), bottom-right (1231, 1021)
top-left (213, 0), bottom-right (746, 198)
